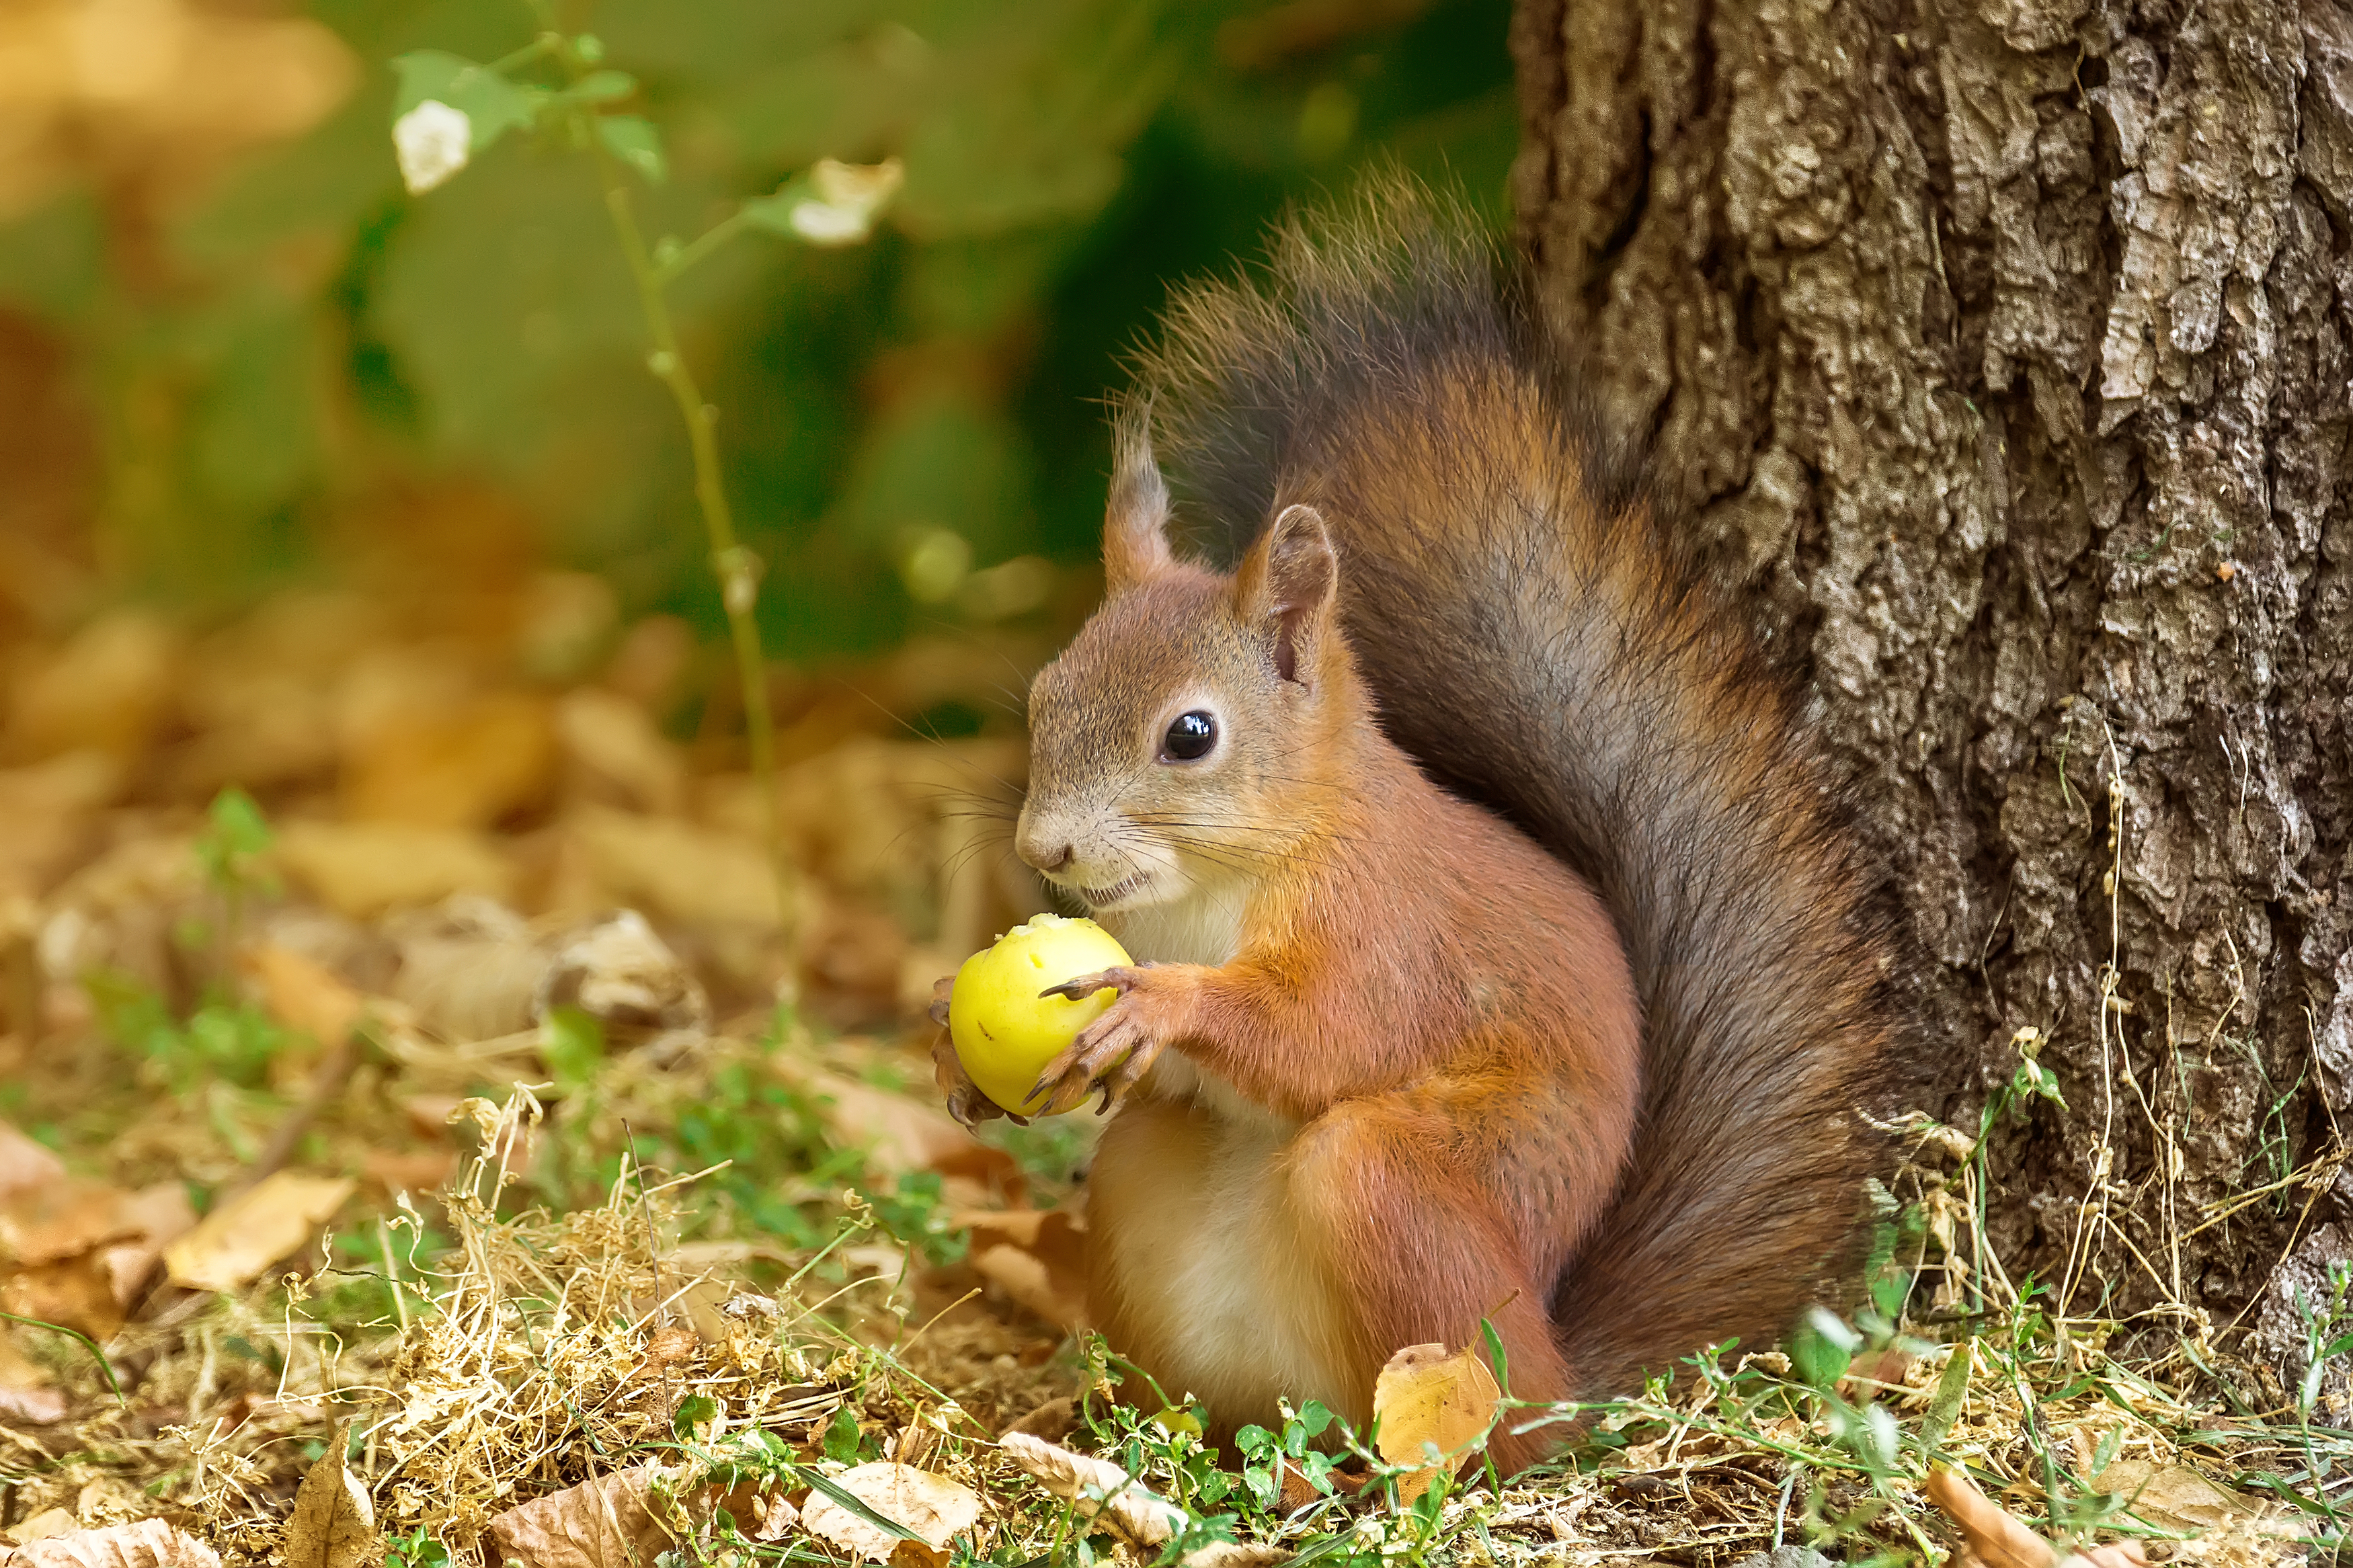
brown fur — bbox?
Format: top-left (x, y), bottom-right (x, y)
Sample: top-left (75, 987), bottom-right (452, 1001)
top-left (934, 175), bottom-right (1899, 1464)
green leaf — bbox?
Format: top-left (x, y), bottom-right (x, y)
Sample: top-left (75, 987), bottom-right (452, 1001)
top-left (196, 786), bottom-right (274, 889)
top-left (673, 1393), bottom-right (719, 1438)
top-left (821, 1403), bottom-right (863, 1463)
top-left (564, 70), bottom-right (639, 104)
top-left (541, 1006), bottom-right (606, 1088)
top-left (1917, 1338), bottom-right (1974, 1455)
top-left (1791, 1307), bottom-right (1859, 1390)
top-left (391, 51), bottom-right (541, 152)
top-left (737, 177), bottom-right (814, 237)
top-left (596, 115), bottom-right (667, 184)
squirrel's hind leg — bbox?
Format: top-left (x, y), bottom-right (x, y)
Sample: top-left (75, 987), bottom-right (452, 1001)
top-left (1088, 1091), bottom-right (1573, 1475)
top-left (1280, 1100), bottom-right (1573, 1475)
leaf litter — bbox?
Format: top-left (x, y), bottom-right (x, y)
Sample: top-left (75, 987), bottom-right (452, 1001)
top-left (0, 573), bottom-right (2334, 1568)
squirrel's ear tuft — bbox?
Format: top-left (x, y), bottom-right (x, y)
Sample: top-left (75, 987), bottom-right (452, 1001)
top-left (1103, 401), bottom-right (1174, 592)
top-left (1236, 503), bottom-right (1338, 686)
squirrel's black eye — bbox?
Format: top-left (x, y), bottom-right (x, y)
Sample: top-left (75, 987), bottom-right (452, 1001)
top-left (1162, 710), bottom-right (1218, 761)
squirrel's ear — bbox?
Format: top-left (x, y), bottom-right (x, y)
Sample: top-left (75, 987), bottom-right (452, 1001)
top-left (1103, 403), bottom-right (1174, 592)
top-left (1235, 503), bottom-right (1338, 686)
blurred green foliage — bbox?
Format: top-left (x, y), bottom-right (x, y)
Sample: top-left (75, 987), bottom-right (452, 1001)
top-left (0, 0), bottom-right (1514, 661)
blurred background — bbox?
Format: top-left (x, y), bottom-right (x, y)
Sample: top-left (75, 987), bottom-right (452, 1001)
top-left (0, 0), bottom-right (1517, 1169)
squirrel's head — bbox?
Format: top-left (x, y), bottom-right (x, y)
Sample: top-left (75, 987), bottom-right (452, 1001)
top-left (1016, 408), bottom-right (1353, 915)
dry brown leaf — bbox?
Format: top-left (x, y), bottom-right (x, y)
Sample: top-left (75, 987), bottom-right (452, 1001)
top-left (0, 1329), bottom-right (65, 1423)
top-left (1372, 1343), bottom-right (1501, 1504)
top-left (282, 1427), bottom-right (376, 1568)
top-left (483, 1466), bottom-right (672, 1568)
top-left (0, 1121), bottom-right (67, 1199)
top-left (557, 690), bottom-right (685, 815)
top-left (1925, 1467), bottom-right (2057, 1568)
top-left (0, 1179), bottom-right (141, 1266)
top-left (801, 1463), bottom-right (982, 1568)
top-left (2087, 1459), bottom-right (2256, 1534)
top-left (0, 0), bottom-right (355, 222)
top-left (276, 821), bottom-right (516, 918)
top-left (999, 1432), bottom-right (1185, 1548)
top-left (95, 1182), bottom-right (196, 1305)
top-left (3, 1508), bottom-right (79, 1545)
top-left (556, 808), bottom-right (784, 930)
top-left (5, 610), bottom-right (177, 766)
top-left (0, 1250), bottom-right (123, 1339)
top-left (161, 1171), bottom-right (354, 1292)
top-left (1000, 1396), bottom-right (1076, 1443)
top-left (1181, 1549), bottom-right (1290, 1568)
top-left (342, 690), bottom-right (555, 830)
top-left (0, 753), bottom-right (120, 900)
top-left (971, 1239), bottom-right (1088, 1331)
top-left (385, 898), bottom-right (546, 1041)
top-left (805, 1071), bottom-right (1020, 1191)
top-left (535, 911), bottom-right (709, 1034)
top-left (1, 1516), bottom-right (222, 1568)
top-left (241, 945), bottom-right (364, 1046)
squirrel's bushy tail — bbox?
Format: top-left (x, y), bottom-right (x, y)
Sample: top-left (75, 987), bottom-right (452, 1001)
top-left (1135, 173), bottom-right (1898, 1399)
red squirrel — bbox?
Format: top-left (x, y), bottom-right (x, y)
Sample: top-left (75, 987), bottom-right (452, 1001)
top-left (930, 176), bottom-right (1895, 1472)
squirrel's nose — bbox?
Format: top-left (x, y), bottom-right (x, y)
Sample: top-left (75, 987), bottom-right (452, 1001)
top-left (1019, 836), bottom-right (1074, 873)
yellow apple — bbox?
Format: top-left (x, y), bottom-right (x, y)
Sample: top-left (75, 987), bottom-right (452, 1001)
top-left (949, 913), bottom-right (1132, 1116)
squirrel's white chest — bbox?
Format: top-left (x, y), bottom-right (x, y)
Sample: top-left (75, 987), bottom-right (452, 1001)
top-left (1103, 887), bottom-right (1246, 968)
top-left (1101, 884), bottom-right (1283, 1129)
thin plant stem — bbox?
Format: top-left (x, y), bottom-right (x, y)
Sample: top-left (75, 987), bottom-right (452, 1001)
top-left (585, 140), bottom-right (791, 936)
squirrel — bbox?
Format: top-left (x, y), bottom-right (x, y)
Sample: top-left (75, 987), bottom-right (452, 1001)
top-left (929, 174), bottom-right (1898, 1473)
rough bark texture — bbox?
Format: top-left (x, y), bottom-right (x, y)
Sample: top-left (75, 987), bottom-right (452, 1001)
top-left (1511, 0), bottom-right (2353, 1380)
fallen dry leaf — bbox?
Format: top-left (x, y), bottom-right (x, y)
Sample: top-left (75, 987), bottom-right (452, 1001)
top-left (804, 1071), bottom-right (1020, 1192)
top-left (0, 1249), bottom-right (124, 1338)
top-left (3, 1508), bottom-right (79, 1545)
top-left (0, 1122), bottom-right (65, 1198)
top-left (2087, 1459), bottom-right (2256, 1534)
top-left (94, 1182), bottom-right (196, 1305)
top-left (275, 821), bottom-right (516, 918)
top-left (0, 1179), bottom-right (140, 1266)
top-left (282, 1428), bottom-right (376, 1568)
top-left (535, 910), bottom-right (708, 1035)
top-left (161, 1171), bottom-right (354, 1293)
top-left (483, 1465), bottom-right (672, 1568)
top-left (385, 897), bottom-right (547, 1042)
top-left (557, 690), bottom-right (685, 815)
top-left (241, 944), bottom-right (365, 1046)
top-left (1924, 1467), bottom-right (2151, 1568)
top-left (959, 1208), bottom-right (1088, 1330)
top-left (556, 808), bottom-right (783, 930)
top-left (1000, 1432), bottom-right (1185, 1549)
top-left (0, 1517), bottom-right (222, 1568)
top-left (4, 610), bottom-right (177, 767)
top-left (801, 1463), bottom-right (981, 1568)
top-left (0, 1337), bottom-right (66, 1423)
top-left (342, 690), bottom-right (556, 831)
top-left (1373, 1343), bottom-right (1501, 1504)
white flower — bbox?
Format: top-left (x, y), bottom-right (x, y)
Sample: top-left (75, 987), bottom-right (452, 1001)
top-left (787, 156), bottom-right (904, 246)
top-left (393, 99), bottom-right (472, 194)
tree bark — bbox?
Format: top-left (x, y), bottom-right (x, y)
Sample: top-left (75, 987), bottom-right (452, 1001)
top-left (1511, 0), bottom-right (2353, 1380)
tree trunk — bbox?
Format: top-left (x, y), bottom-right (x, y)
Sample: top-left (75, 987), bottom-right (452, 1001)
top-left (1509, 0), bottom-right (2353, 1380)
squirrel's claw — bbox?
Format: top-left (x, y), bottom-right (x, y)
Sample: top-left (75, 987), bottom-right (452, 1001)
top-left (930, 1030), bottom-right (1025, 1130)
top-left (1027, 985), bottom-right (1164, 1116)
top-left (1037, 966), bottom-right (1135, 1003)
top-left (927, 973), bottom-right (956, 1029)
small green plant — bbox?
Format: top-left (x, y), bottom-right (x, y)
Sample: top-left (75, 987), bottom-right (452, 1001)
top-left (388, 7), bottom-right (905, 934)
top-left (85, 971), bottom-right (286, 1095)
top-left (190, 785), bottom-right (278, 956)
top-left (385, 1527), bottom-right (451, 1568)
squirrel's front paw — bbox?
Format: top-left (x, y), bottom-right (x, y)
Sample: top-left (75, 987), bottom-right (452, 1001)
top-left (930, 1029), bottom-right (1024, 1130)
top-left (1029, 966), bottom-right (1185, 1116)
